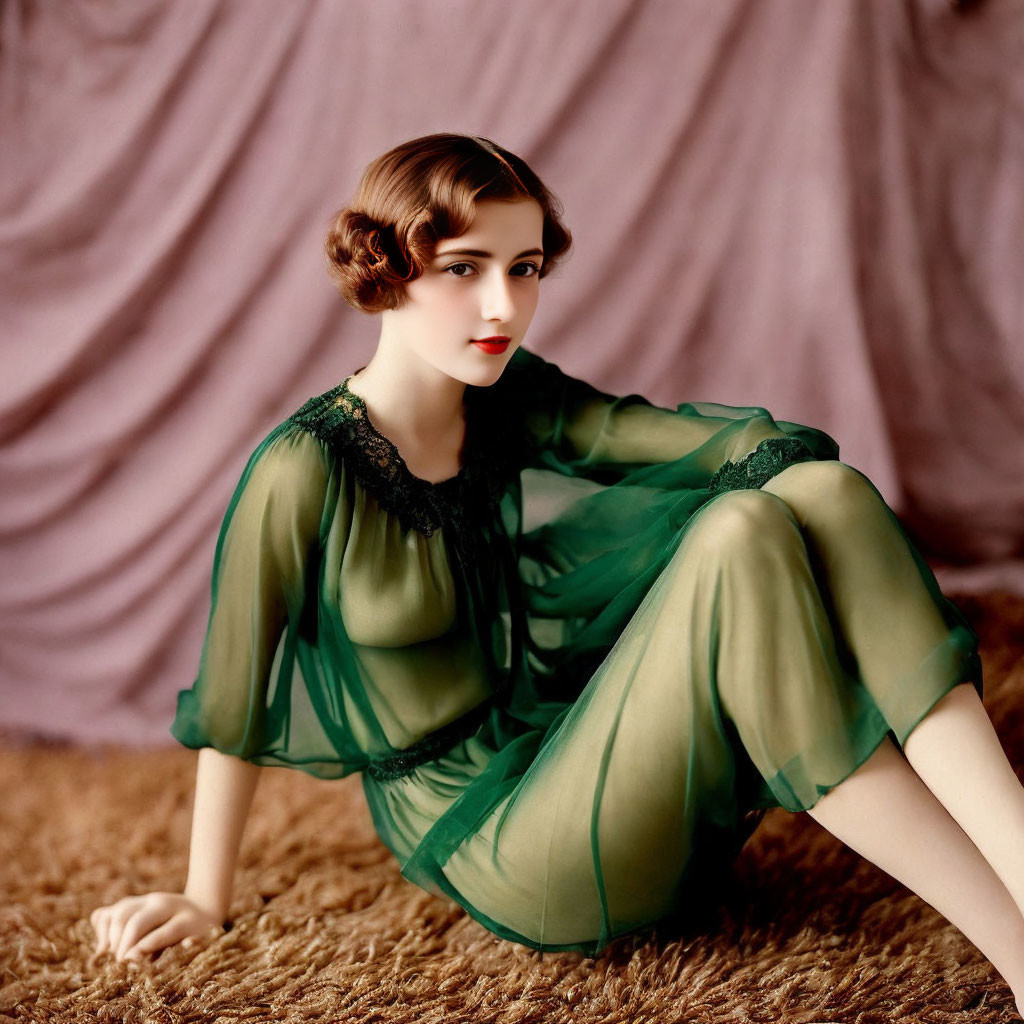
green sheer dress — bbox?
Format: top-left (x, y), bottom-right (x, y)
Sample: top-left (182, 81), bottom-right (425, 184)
top-left (170, 345), bottom-right (982, 955)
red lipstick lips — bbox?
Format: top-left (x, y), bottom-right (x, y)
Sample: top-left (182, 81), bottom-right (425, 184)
top-left (471, 336), bottom-right (511, 354)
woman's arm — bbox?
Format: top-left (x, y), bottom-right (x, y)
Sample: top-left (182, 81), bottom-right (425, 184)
top-left (92, 424), bottom-right (333, 961)
top-left (90, 747), bottom-right (262, 961)
top-left (184, 747), bottom-right (262, 922)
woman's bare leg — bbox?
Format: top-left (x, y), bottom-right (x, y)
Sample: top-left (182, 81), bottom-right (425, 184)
top-left (760, 462), bottom-right (1024, 926)
top-left (758, 462), bottom-right (1024, 1010)
top-left (805, 733), bottom-right (1024, 1012)
top-left (901, 682), bottom-right (1024, 917)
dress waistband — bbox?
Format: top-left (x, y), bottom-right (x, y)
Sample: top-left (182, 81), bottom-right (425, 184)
top-left (365, 699), bottom-right (493, 782)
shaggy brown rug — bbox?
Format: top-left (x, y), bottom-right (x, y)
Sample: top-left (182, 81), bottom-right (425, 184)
top-left (2, 591), bottom-right (1023, 1024)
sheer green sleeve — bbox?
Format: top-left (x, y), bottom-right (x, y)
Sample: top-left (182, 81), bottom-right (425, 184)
top-left (170, 423), bottom-right (329, 762)
top-left (505, 347), bottom-right (837, 486)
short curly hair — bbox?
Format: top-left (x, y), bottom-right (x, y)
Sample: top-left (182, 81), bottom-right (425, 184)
top-left (325, 133), bottom-right (573, 314)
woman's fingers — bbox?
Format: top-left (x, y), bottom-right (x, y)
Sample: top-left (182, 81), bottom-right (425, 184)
top-left (114, 901), bottom-right (173, 961)
top-left (89, 906), bottom-right (111, 953)
top-left (91, 899), bottom-right (139, 955)
top-left (123, 916), bottom-right (221, 960)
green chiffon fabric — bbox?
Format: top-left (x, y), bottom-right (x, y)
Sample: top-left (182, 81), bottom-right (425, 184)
top-left (170, 345), bottom-right (983, 955)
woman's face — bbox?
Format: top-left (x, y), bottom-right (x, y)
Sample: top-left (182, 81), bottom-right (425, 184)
top-left (382, 198), bottom-right (545, 387)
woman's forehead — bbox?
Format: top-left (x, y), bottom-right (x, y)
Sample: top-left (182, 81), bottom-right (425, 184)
top-left (438, 198), bottom-right (544, 251)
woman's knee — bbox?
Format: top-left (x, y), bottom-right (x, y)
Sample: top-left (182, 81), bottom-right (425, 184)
top-left (691, 488), bottom-right (800, 554)
top-left (760, 459), bottom-right (879, 525)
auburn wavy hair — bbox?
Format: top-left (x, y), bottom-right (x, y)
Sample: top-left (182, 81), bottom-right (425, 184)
top-left (325, 133), bottom-right (573, 313)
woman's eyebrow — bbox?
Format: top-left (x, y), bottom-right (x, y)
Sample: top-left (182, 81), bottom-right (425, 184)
top-left (434, 247), bottom-right (544, 260)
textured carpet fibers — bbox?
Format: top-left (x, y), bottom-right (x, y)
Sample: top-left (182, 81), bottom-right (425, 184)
top-left (2, 591), bottom-right (1023, 1023)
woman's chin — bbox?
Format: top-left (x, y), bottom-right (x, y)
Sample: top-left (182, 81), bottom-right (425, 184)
top-left (461, 346), bottom-right (519, 385)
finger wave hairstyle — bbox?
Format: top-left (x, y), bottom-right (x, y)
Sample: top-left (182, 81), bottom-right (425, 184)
top-left (325, 133), bottom-right (573, 314)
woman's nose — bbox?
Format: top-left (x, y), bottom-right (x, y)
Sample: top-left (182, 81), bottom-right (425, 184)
top-left (481, 272), bottom-right (515, 322)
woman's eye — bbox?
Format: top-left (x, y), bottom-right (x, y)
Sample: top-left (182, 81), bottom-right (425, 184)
top-left (444, 262), bottom-right (475, 277)
top-left (512, 262), bottom-right (541, 278)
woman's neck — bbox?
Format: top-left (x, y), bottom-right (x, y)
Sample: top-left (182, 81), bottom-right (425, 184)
top-left (346, 339), bottom-right (467, 450)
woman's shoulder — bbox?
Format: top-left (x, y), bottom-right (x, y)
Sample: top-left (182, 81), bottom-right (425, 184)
top-left (279, 379), bottom-right (387, 480)
top-left (472, 344), bottom-right (610, 455)
top-left (216, 384), bottom-right (354, 509)
top-left (284, 379), bottom-right (404, 487)
top-left (285, 380), bottom-right (354, 449)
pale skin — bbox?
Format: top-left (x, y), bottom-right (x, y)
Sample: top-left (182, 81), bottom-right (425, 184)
top-left (90, 199), bottom-right (1024, 1017)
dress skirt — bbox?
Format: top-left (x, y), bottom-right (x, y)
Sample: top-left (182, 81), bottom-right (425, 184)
top-left (361, 459), bottom-right (983, 955)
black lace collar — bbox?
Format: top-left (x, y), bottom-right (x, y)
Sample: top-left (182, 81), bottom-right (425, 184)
top-left (336, 372), bottom-right (471, 488)
top-left (288, 371), bottom-right (498, 537)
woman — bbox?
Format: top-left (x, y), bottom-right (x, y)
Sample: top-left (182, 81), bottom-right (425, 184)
top-left (91, 134), bottom-right (1024, 1014)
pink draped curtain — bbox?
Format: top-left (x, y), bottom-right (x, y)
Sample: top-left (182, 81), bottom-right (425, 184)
top-left (1, 0), bottom-right (1021, 745)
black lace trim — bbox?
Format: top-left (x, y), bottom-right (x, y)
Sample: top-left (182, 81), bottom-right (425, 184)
top-left (708, 437), bottom-right (817, 494)
top-left (287, 374), bottom-right (504, 537)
